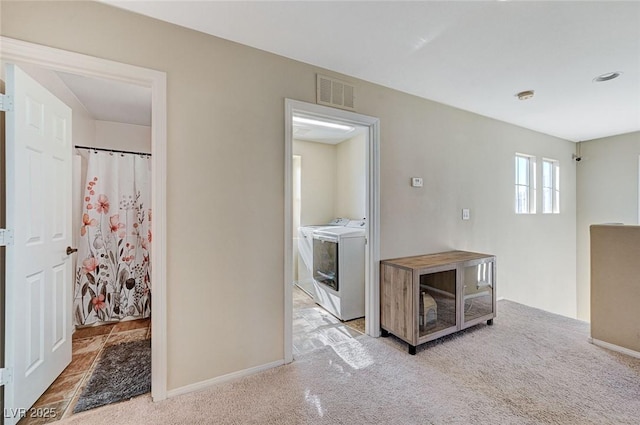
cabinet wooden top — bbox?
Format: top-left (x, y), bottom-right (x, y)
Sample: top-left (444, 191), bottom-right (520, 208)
top-left (381, 250), bottom-right (494, 270)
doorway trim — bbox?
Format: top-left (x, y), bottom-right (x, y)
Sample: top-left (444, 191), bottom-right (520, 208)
top-left (0, 37), bottom-right (168, 400)
top-left (284, 99), bottom-right (380, 363)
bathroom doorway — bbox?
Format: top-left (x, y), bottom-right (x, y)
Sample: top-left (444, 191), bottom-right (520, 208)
top-left (1, 37), bottom-right (168, 424)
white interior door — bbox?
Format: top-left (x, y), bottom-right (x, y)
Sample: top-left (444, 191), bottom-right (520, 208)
top-left (4, 63), bottom-right (73, 424)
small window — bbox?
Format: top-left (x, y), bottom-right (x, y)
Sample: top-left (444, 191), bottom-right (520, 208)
top-left (515, 153), bottom-right (536, 214)
top-left (542, 158), bottom-right (560, 214)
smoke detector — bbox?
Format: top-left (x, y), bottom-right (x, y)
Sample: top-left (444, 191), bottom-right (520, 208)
top-left (516, 90), bottom-right (535, 100)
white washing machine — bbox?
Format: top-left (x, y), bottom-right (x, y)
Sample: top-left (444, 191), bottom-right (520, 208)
top-left (312, 220), bottom-right (366, 321)
top-left (296, 218), bottom-right (349, 298)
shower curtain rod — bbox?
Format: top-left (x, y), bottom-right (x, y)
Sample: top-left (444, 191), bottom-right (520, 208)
top-left (75, 145), bottom-right (152, 157)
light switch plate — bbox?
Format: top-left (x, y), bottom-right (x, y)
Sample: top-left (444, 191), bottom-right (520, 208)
top-left (411, 177), bottom-right (423, 187)
top-left (462, 209), bottom-right (470, 220)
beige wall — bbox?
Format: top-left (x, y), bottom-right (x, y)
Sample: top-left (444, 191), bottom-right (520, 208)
top-left (1, 1), bottom-right (578, 392)
top-left (576, 131), bottom-right (640, 321)
top-left (377, 98), bottom-right (577, 317)
top-left (590, 224), bottom-right (640, 353)
top-left (294, 133), bottom-right (366, 225)
top-left (335, 133), bottom-right (366, 220)
top-left (94, 120), bottom-right (151, 154)
top-left (292, 140), bottom-right (336, 225)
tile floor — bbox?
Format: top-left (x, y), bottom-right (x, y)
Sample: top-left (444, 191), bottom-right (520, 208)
top-left (292, 285), bottom-right (365, 356)
top-left (17, 318), bottom-right (151, 425)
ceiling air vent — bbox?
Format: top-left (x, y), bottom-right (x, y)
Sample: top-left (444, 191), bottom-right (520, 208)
top-left (317, 74), bottom-right (355, 111)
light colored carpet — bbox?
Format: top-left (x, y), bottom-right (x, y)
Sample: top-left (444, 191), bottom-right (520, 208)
top-left (58, 301), bottom-right (640, 424)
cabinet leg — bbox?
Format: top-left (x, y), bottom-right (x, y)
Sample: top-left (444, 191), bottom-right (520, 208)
top-left (380, 328), bottom-right (389, 337)
top-left (487, 319), bottom-right (494, 326)
top-left (408, 345), bottom-right (417, 355)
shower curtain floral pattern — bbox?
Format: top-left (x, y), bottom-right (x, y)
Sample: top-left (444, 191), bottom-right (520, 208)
top-left (74, 151), bottom-right (151, 326)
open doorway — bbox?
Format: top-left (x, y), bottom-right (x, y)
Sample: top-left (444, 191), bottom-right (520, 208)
top-left (284, 99), bottom-right (380, 363)
top-left (1, 38), bottom-right (167, 425)
top-left (292, 115), bottom-right (368, 356)
top-left (61, 68), bottom-right (152, 419)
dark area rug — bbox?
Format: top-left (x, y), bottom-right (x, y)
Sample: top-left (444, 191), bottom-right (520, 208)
top-left (74, 339), bottom-right (151, 413)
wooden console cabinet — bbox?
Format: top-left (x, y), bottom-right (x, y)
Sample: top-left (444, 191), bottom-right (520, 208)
top-left (380, 251), bottom-right (496, 354)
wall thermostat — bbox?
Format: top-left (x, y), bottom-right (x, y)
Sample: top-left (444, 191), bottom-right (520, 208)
top-left (411, 177), bottom-right (423, 187)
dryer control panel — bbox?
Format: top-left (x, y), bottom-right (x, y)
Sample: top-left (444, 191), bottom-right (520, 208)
top-left (346, 219), bottom-right (366, 228)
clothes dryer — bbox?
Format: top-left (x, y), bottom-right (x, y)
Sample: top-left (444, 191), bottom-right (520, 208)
top-left (296, 218), bottom-right (349, 297)
top-left (312, 220), bottom-right (366, 321)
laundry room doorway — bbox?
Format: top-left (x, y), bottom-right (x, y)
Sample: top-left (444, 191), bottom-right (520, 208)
top-left (284, 99), bottom-right (380, 363)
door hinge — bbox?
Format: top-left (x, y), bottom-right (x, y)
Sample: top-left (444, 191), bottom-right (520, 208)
top-left (0, 367), bottom-right (13, 386)
top-left (0, 229), bottom-right (14, 246)
top-left (0, 94), bottom-right (14, 112)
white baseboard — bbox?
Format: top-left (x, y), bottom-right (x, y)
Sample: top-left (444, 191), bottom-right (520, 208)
top-left (497, 296), bottom-right (506, 301)
top-left (166, 359), bottom-right (285, 398)
top-left (588, 337), bottom-right (640, 359)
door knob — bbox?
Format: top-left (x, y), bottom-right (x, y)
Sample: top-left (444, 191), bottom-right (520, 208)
top-left (66, 246), bottom-right (78, 255)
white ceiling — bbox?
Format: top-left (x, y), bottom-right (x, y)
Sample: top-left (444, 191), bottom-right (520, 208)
top-left (104, 0), bottom-right (640, 142)
top-left (57, 71), bottom-right (151, 126)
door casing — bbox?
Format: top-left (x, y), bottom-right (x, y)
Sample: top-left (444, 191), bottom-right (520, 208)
top-left (0, 37), bottom-right (168, 401)
top-left (284, 98), bottom-right (380, 363)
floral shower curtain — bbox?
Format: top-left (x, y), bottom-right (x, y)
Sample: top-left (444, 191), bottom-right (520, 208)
top-left (74, 150), bottom-right (152, 326)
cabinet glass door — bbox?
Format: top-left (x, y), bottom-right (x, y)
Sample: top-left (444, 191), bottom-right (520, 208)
top-left (418, 269), bottom-right (458, 338)
top-left (462, 261), bottom-right (494, 324)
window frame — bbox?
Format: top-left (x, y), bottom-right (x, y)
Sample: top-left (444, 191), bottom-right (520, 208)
top-left (515, 153), bottom-right (537, 214)
top-left (542, 158), bottom-right (560, 214)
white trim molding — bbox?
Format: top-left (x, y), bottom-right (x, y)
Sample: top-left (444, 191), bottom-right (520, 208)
top-left (166, 360), bottom-right (285, 398)
top-left (284, 99), bottom-right (381, 364)
top-left (0, 37), bottom-right (169, 401)
top-left (588, 337), bottom-right (640, 359)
